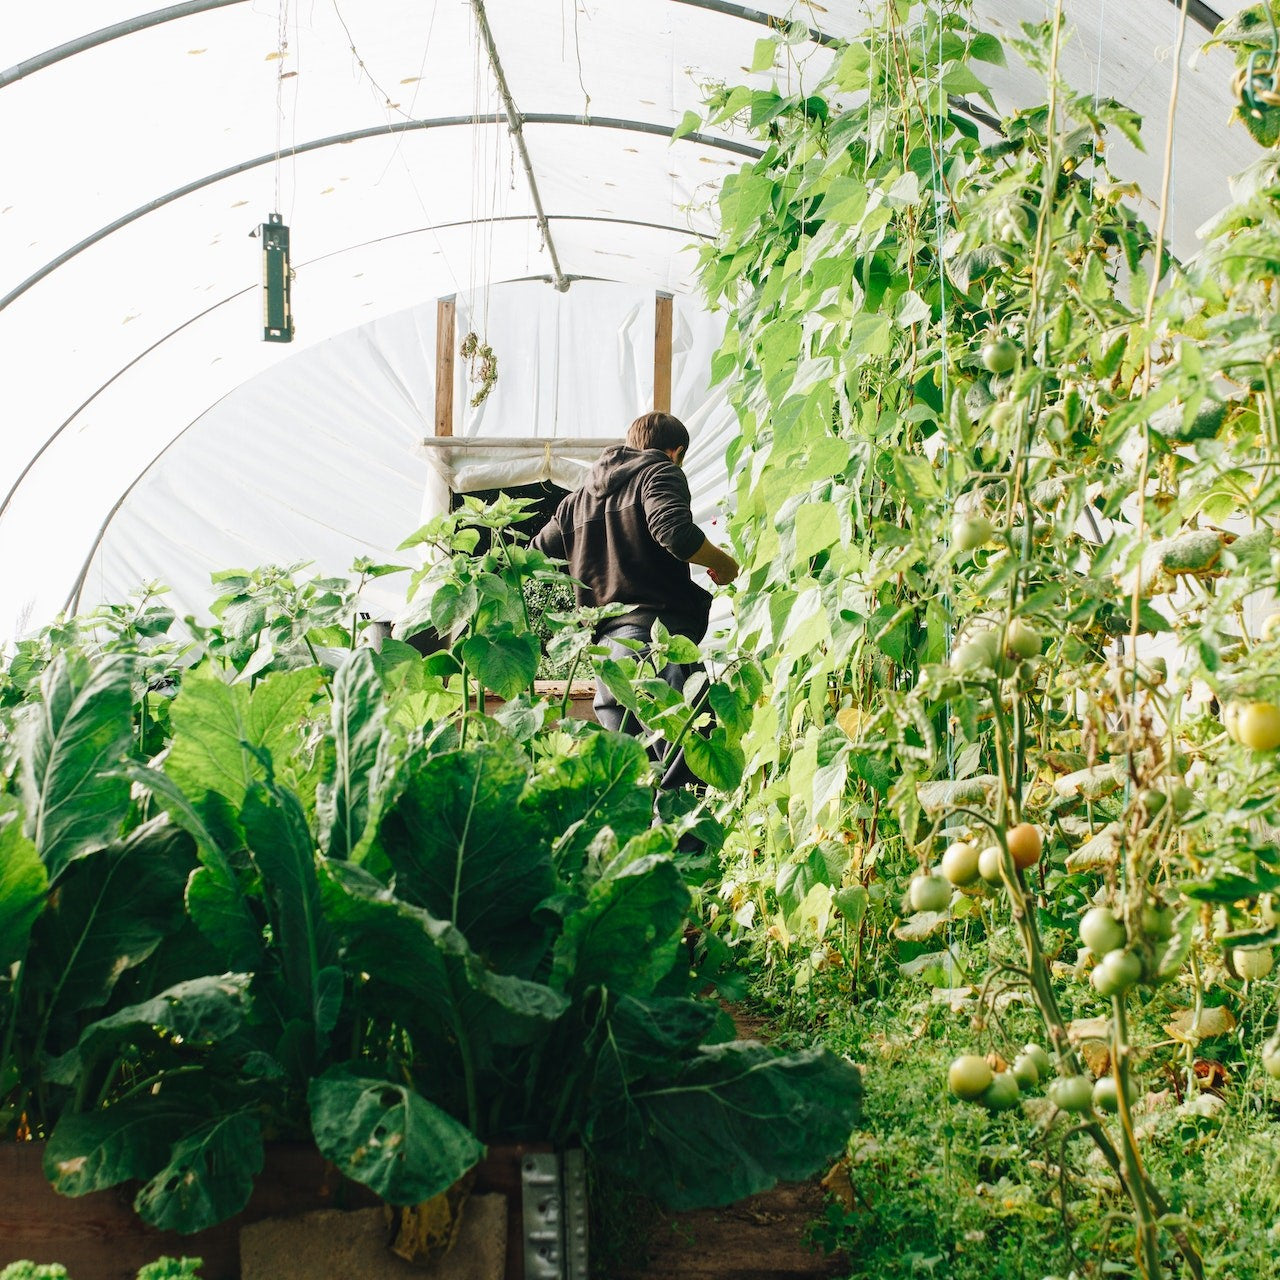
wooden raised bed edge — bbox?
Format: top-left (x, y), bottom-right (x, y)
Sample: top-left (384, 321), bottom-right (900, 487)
top-left (485, 680), bottom-right (598, 723)
top-left (0, 1140), bottom-right (548, 1280)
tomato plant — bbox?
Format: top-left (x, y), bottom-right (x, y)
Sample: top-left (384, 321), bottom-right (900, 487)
top-left (691, 1), bottom-right (1280, 1274)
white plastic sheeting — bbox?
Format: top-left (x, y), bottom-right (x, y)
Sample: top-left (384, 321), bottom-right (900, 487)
top-left (75, 281), bottom-right (737, 625)
top-left (0, 0), bottom-right (1265, 640)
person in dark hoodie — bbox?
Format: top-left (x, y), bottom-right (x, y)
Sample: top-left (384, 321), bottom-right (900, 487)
top-left (532, 410), bottom-right (739, 787)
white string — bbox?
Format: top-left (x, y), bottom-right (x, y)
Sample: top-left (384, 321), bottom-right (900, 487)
top-left (1090, 0), bottom-right (1106, 201)
top-left (571, 0), bottom-right (591, 118)
top-left (335, 0), bottom-right (466, 303)
top-left (376, 0), bottom-right (442, 181)
top-left (274, 0), bottom-right (289, 213)
top-left (933, 6), bottom-right (954, 782)
top-left (470, 9), bottom-right (484, 319)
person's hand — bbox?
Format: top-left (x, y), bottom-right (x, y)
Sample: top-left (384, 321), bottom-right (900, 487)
top-left (709, 549), bottom-right (739, 586)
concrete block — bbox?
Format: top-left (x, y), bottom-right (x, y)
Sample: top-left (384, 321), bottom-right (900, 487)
top-left (240, 1195), bottom-right (507, 1280)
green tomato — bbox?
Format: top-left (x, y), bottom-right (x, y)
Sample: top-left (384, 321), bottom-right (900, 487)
top-left (1092, 1074), bottom-right (1137, 1114)
top-left (981, 337), bottom-right (1019, 374)
top-left (1011, 1053), bottom-right (1040, 1090)
top-left (1262, 1035), bottom-right (1280, 1081)
top-left (1047, 1074), bottom-right (1094, 1114)
top-left (987, 400), bottom-right (1018, 432)
top-left (1079, 906), bottom-right (1126, 957)
top-left (941, 840), bottom-right (982, 887)
top-left (1237, 701), bottom-right (1280, 751)
top-left (1138, 787), bottom-right (1165, 819)
top-left (951, 630), bottom-right (1000, 677)
top-left (910, 874), bottom-right (952, 914)
top-left (953, 515), bottom-right (995, 552)
top-left (1141, 902), bottom-right (1175, 941)
top-left (949, 1054), bottom-right (994, 1101)
top-left (1006, 618), bottom-right (1042, 659)
top-left (1091, 948), bottom-right (1143, 996)
top-left (978, 844), bottom-right (1005, 886)
top-left (980, 1071), bottom-right (1022, 1112)
top-left (1231, 947), bottom-right (1275, 981)
top-left (1022, 1043), bottom-right (1053, 1079)
top-left (1166, 781), bottom-right (1194, 815)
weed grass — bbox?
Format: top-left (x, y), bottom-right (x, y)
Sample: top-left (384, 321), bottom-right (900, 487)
top-left (748, 968), bottom-right (1280, 1280)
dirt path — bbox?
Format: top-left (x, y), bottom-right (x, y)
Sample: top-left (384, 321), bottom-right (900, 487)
top-left (614, 1181), bottom-right (844, 1280)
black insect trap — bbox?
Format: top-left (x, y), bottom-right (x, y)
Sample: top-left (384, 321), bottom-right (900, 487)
top-left (260, 212), bottom-right (293, 342)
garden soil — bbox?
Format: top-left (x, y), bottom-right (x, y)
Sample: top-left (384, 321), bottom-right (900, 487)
top-left (239, 1198), bottom-right (506, 1280)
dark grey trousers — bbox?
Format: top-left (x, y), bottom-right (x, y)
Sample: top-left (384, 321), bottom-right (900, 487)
top-left (592, 622), bottom-right (701, 790)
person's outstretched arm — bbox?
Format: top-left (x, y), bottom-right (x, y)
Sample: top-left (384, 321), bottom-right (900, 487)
top-left (686, 536), bottom-right (739, 585)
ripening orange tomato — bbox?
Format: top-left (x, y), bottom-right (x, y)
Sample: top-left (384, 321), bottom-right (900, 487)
top-left (1005, 823), bottom-right (1042, 870)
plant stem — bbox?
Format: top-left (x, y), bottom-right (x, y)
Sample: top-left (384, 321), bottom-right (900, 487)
top-left (459, 662), bottom-right (470, 749)
top-left (1110, 993), bottom-right (1162, 1280)
top-left (560, 653), bottom-right (583, 721)
top-left (456, 1019), bottom-right (480, 1137)
top-left (999, 859), bottom-right (1202, 1278)
top-left (349, 572), bottom-right (368, 650)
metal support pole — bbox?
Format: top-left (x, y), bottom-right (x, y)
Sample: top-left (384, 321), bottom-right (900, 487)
top-left (469, 0), bottom-right (571, 292)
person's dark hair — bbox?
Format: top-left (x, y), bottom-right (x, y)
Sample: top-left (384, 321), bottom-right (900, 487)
top-left (626, 411), bottom-right (690, 454)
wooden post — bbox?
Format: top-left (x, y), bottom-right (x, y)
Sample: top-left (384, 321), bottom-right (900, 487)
top-left (654, 291), bottom-right (673, 413)
top-left (435, 295), bottom-right (456, 437)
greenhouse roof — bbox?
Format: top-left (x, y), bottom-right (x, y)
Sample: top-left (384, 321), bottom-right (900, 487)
top-left (0, 0), bottom-right (1264, 641)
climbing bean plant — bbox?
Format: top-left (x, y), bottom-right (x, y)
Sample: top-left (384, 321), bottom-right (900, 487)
top-left (695, 2), bottom-right (1280, 1276)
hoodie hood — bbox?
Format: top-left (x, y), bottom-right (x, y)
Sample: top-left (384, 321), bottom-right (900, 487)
top-left (530, 439), bottom-right (711, 640)
top-left (584, 445), bottom-right (667, 498)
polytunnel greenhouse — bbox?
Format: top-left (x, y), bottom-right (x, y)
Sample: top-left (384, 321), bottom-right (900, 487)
top-left (5, 0), bottom-right (1280, 1277)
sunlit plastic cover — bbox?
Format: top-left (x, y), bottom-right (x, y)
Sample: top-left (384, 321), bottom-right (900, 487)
top-left (0, 0), bottom-right (1260, 639)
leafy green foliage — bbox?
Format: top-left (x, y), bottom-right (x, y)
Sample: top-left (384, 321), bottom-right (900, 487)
top-left (131, 1111), bottom-right (263, 1232)
top-left (695, 2), bottom-right (1280, 1273)
top-left (309, 1067), bottom-right (485, 1204)
top-left (0, 1260), bottom-right (203, 1280)
top-left (375, 740), bottom-right (556, 960)
top-left (316, 647), bottom-right (387, 860)
top-left (552, 854), bottom-right (690, 998)
top-left (163, 666), bottom-right (323, 817)
top-left (135, 1261), bottom-right (203, 1280)
top-left (0, 803), bottom-right (45, 969)
top-left (0, 497), bottom-right (850, 1233)
top-left (590, 1041), bottom-right (863, 1209)
top-left (18, 653), bottom-right (134, 882)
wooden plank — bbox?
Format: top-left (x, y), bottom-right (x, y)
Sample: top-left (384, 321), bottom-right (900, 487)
top-left (435, 295), bottom-right (457, 438)
top-left (0, 1142), bottom-right (376, 1280)
top-left (0, 1142), bottom-right (538, 1280)
top-left (653, 292), bottom-right (673, 413)
top-left (485, 683), bottom-right (597, 723)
